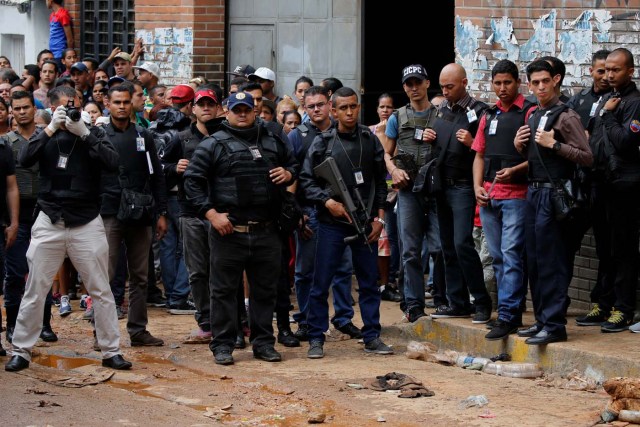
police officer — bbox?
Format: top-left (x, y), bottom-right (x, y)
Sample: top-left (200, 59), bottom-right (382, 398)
top-left (513, 59), bottom-right (592, 345)
top-left (300, 87), bottom-right (392, 359)
top-left (184, 92), bottom-right (298, 366)
top-left (581, 48), bottom-right (640, 333)
top-left (6, 85), bottom-right (132, 372)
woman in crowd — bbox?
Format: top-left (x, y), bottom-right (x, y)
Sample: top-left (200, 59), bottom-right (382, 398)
top-left (83, 101), bottom-right (103, 126)
top-left (95, 68), bottom-right (109, 84)
top-left (260, 99), bottom-right (276, 122)
top-left (21, 64), bottom-right (40, 92)
top-left (276, 97), bottom-right (297, 124)
top-left (0, 99), bottom-right (10, 136)
top-left (92, 80), bottom-right (107, 113)
top-left (293, 76), bottom-right (313, 121)
top-left (0, 56), bottom-right (11, 68)
top-left (282, 110), bottom-right (301, 135)
top-left (60, 48), bottom-right (78, 77)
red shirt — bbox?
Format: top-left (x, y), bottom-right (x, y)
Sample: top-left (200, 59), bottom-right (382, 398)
top-left (471, 94), bottom-right (528, 200)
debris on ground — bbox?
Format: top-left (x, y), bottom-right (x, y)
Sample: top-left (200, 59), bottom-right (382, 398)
top-left (602, 377), bottom-right (640, 422)
top-left (19, 364), bottom-right (114, 388)
top-left (458, 395), bottom-right (489, 409)
top-left (405, 340), bottom-right (458, 365)
top-left (490, 353), bottom-right (511, 362)
top-left (537, 369), bottom-right (599, 391)
top-left (483, 361), bottom-right (542, 378)
top-left (364, 372), bottom-right (435, 398)
top-left (307, 412), bottom-right (326, 423)
top-left (38, 400), bottom-right (62, 407)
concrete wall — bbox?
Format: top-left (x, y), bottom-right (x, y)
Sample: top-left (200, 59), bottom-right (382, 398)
top-left (0, 1), bottom-right (51, 68)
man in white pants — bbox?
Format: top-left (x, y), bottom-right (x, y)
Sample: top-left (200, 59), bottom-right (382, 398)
top-left (5, 85), bottom-right (132, 372)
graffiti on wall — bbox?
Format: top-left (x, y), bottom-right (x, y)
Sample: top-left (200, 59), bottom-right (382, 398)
top-left (520, 10), bottom-right (557, 61)
top-left (135, 27), bottom-right (194, 86)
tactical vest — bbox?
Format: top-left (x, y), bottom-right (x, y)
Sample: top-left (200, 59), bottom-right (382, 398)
top-left (527, 104), bottom-right (573, 181)
top-left (395, 105), bottom-right (438, 167)
top-left (178, 127), bottom-right (203, 162)
top-left (3, 131), bottom-right (39, 199)
top-left (295, 123), bottom-right (321, 165)
top-left (433, 100), bottom-right (488, 180)
top-left (38, 132), bottom-right (100, 198)
top-left (210, 128), bottom-right (281, 209)
top-left (482, 102), bottom-right (532, 183)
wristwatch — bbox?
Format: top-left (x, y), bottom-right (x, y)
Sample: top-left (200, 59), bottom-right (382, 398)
top-left (376, 217), bottom-right (386, 226)
top-left (552, 141), bottom-right (562, 152)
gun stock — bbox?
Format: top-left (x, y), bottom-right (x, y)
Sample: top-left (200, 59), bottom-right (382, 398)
top-left (314, 157), bottom-right (371, 250)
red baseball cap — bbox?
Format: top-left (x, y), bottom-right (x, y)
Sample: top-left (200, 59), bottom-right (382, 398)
top-left (194, 89), bottom-right (218, 104)
top-left (170, 84), bottom-right (195, 103)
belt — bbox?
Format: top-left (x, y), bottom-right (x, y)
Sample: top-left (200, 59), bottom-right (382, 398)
top-left (444, 178), bottom-right (471, 186)
top-left (529, 181), bottom-right (555, 189)
top-left (232, 221), bottom-right (273, 233)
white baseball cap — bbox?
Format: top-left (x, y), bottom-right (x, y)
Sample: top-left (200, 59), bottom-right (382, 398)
top-left (133, 62), bottom-right (160, 79)
top-left (248, 67), bottom-right (276, 82)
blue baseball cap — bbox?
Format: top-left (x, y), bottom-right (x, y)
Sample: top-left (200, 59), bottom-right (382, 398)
top-left (70, 62), bottom-right (89, 73)
top-left (227, 92), bottom-right (254, 111)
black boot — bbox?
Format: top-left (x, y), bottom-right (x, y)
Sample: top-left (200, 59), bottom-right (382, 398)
top-left (5, 305), bottom-right (18, 344)
top-left (40, 303), bottom-right (58, 342)
top-left (276, 311), bottom-right (300, 347)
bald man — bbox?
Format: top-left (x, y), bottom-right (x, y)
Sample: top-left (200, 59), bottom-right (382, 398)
top-left (429, 63), bottom-right (493, 323)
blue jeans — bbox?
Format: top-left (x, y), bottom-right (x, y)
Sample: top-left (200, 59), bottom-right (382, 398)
top-left (397, 189), bottom-right (441, 311)
top-left (436, 183), bottom-right (491, 311)
top-left (385, 202), bottom-right (400, 284)
top-left (293, 207), bottom-right (354, 327)
top-left (307, 222), bottom-right (381, 344)
top-left (159, 195), bottom-right (190, 305)
top-left (4, 223), bottom-right (30, 307)
top-left (480, 199), bottom-right (527, 323)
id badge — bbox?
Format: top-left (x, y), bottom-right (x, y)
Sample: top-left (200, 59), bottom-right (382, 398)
top-left (57, 154), bottom-right (69, 170)
top-left (136, 137), bottom-right (146, 152)
top-left (146, 151), bottom-right (154, 174)
top-left (488, 119), bottom-right (498, 135)
top-left (249, 146), bottom-right (262, 160)
top-left (413, 126), bottom-right (425, 143)
top-left (589, 102), bottom-right (599, 117)
top-left (353, 169), bottom-right (364, 186)
top-left (538, 115), bottom-right (548, 130)
top-left (467, 109), bottom-right (478, 123)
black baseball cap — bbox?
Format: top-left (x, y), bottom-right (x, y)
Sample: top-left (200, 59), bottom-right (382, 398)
top-left (401, 64), bottom-right (429, 84)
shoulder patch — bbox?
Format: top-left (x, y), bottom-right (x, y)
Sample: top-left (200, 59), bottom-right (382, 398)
top-left (630, 119), bottom-right (640, 133)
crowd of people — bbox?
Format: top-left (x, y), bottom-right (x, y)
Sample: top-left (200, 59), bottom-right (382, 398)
top-left (0, 20), bottom-right (639, 370)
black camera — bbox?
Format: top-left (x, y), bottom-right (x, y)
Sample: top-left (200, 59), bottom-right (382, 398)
top-left (66, 99), bottom-right (81, 122)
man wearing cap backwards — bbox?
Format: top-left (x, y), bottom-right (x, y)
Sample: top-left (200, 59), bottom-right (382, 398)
top-left (249, 67), bottom-right (283, 105)
top-left (184, 91), bottom-right (298, 365)
top-left (161, 88), bottom-right (222, 342)
top-left (70, 62), bottom-right (93, 104)
top-left (148, 84), bottom-right (194, 314)
top-left (429, 63), bottom-right (493, 323)
top-left (383, 64), bottom-right (444, 323)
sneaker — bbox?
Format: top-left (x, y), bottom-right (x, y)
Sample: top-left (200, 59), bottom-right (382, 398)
top-left (130, 331), bottom-right (164, 347)
top-left (169, 300), bottom-right (197, 315)
top-left (405, 306), bottom-right (426, 323)
top-left (364, 338), bottom-right (394, 355)
top-left (294, 324), bottom-right (309, 341)
top-left (83, 297), bottom-right (94, 320)
top-left (485, 319), bottom-right (518, 340)
top-left (307, 340), bottom-right (324, 359)
top-left (381, 285), bottom-right (402, 302)
top-left (472, 307), bottom-right (492, 324)
top-left (59, 296), bottom-right (72, 317)
top-left (576, 303), bottom-right (609, 326)
top-left (116, 305), bottom-right (127, 320)
top-left (146, 294), bottom-right (168, 308)
top-left (425, 287), bottom-right (434, 299)
top-left (52, 292), bottom-right (61, 307)
top-left (601, 309), bottom-right (633, 333)
top-left (335, 322), bottom-right (362, 339)
top-left (214, 347), bottom-right (234, 365)
top-left (431, 305), bottom-right (471, 319)
top-left (80, 295), bottom-right (88, 310)
top-left (630, 321), bottom-right (640, 333)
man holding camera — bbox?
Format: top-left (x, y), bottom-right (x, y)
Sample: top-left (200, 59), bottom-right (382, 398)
top-left (6, 86), bottom-right (132, 372)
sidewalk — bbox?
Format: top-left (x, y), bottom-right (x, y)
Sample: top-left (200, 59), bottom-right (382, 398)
top-left (377, 300), bottom-right (640, 380)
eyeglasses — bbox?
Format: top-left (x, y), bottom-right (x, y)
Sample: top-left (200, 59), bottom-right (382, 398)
top-left (306, 101), bottom-right (327, 110)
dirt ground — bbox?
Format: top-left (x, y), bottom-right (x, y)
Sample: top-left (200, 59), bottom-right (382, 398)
top-left (0, 297), bottom-right (610, 427)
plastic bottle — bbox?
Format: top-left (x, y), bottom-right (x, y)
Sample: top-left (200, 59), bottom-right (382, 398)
top-left (455, 355), bottom-right (491, 369)
top-left (619, 410), bottom-right (640, 423)
top-left (458, 395), bottom-right (489, 409)
top-left (483, 362), bottom-right (543, 378)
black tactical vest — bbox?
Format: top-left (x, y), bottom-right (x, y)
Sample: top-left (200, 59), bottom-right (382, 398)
top-left (3, 131), bottom-right (39, 199)
top-left (211, 128), bottom-right (281, 209)
top-left (527, 104), bottom-right (573, 181)
top-left (483, 101), bottom-right (532, 183)
top-left (395, 105), bottom-right (438, 167)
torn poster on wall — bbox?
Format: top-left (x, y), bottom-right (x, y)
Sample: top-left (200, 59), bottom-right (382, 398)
top-left (520, 9), bottom-right (557, 61)
top-left (559, 11), bottom-right (593, 65)
top-left (486, 16), bottom-right (520, 61)
top-left (135, 27), bottom-right (194, 86)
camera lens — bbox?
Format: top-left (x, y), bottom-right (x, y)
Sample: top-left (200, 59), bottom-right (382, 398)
top-left (67, 108), bottom-right (81, 122)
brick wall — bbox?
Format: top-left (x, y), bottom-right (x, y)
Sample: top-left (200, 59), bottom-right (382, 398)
top-left (63, 0), bottom-right (81, 53)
